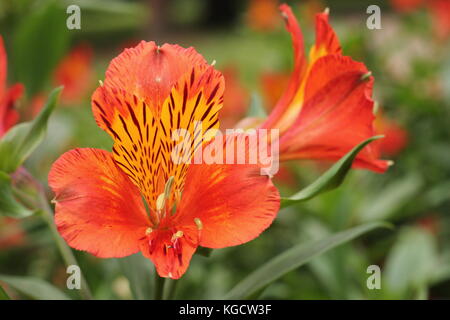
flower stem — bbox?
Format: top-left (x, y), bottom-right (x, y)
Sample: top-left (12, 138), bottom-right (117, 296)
top-left (154, 273), bottom-right (165, 300)
top-left (37, 189), bottom-right (93, 300)
top-left (164, 279), bottom-right (178, 300)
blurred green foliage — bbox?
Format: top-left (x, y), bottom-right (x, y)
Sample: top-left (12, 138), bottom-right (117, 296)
top-left (0, 0), bottom-right (449, 300)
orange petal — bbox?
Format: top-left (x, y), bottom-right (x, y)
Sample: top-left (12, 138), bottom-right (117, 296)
top-left (175, 134), bottom-right (280, 249)
top-left (102, 41), bottom-right (207, 113)
top-left (280, 54), bottom-right (389, 172)
top-left (262, 4), bottom-right (307, 131)
top-left (48, 148), bottom-right (150, 258)
top-left (140, 227), bottom-right (198, 279)
top-left (0, 36), bottom-right (22, 137)
top-left (92, 58), bottom-right (224, 213)
top-left (308, 11), bottom-right (342, 65)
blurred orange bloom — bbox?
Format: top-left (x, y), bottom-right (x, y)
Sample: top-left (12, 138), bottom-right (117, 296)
top-left (53, 44), bottom-right (94, 104)
top-left (220, 66), bottom-right (249, 128)
top-left (49, 42), bottom-right (280, 279)
top-left (247, 0), bottom-right (280, 31)
top-left (0, 36), bottom-right (23, 138)
top-left (260, 5), bottom-right (389, 173)
top-left (428, 0), bottom-right (450, 40)
top-left (374, 111), bottom-right (408, 156)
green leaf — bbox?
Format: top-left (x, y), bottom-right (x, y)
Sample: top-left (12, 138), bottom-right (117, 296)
top-left (0, 171), bottom-right (34, 218)
top-left (0, 275), bottom-right (70, 300)
top-left (280, 136), bottom-right (384, 209)
top-left (384, 227), bottom-right (438, 297)
top-left (224, 221), bottom-right (390, 299)
top-left (359, 174), bottom-right (422, 222)
top-left (117, 253), bottom-right (154, 300)
top-left (12, 1), bottom-right (70, 96)
top-left (0, 87), bottom-right (61, 173)
top-left (0, 284), bottom-right (10, 300)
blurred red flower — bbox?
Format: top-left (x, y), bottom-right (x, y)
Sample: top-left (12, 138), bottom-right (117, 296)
top-left (53, 44), bottom-right (94, 104)
top-left (428, 0), bottom-right (450, 40)
top-left (220, 66), bottom-right (249, 128)
top-left (246, 0), bottom-right (280, 31)
top-left (0, 36), bottom-right (23, 138)
top-left (374, 110), bottom-right (408, 156)
top-left (260, 5), bottom-right (389, 173)
top-left (49, 42), bottom-right (280, 279)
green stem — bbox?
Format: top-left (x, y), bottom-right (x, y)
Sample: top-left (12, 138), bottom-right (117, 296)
top-left (164, 279), bottom-right (179, 300)
top-left (154, 273), bottom-right (166, 300)
top-left (37, 191), bottom-right (93, 300)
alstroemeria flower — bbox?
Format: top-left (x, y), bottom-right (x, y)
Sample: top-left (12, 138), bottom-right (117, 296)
top-left (0, 36), bottom-right (23, 138)
top-left (48, 42), bottom-right (280, 279)
top-left (221, 66), bottom-right (249, 128)
top-left (53, 44), bottom-right (94, 104)
top-left (259, 5), bottom-right (389, 173)
top-left (246, 0), bottom-right (280, 31)
top-left (374, 110), bottom-right (408, 156)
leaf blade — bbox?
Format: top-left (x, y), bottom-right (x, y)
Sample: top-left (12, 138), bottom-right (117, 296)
top-left (281, 136), bottom-right (384, 208)
top-left (0, 87), bottom-right (61, 173)
top-left (224, 221), bottom-right (391, 299)
top-left (0, 275), bottom-right (70, 300)
top-left (0, 171), bottom-right (34, 218)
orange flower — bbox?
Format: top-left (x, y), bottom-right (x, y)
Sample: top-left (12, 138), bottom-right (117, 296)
top-left (260, 5), bottom-right (389, 173)
top-left (246, 0), bottom-right (280, 31)
top-left (221, 66), bottom-right (249, 128)
top-left (374, 111), bottom-right (408, 156)
top-left (48, 42), bottom-right (280, 279)
top-left (0, 36), bottom-right (23, 138)
top-left (428, 0), bottom-right (450, 40)
top-left (53, 44), bottom-right (93, 104)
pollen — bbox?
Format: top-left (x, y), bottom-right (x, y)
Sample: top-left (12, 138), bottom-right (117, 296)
top-left (145, 227), bottom-right (153, 235)
top-left (171, 230), bottom-right (184, 242)
top-left (194, 218), bottom-right (203, 230)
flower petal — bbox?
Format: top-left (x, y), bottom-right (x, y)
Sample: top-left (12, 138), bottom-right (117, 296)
top-left (0, 35), bottom-right (23, 137)
top-left (309, 11), bottom-right (342, 65)
top-left (175, 134), bottom-right (280, 248)
top-left (48, 148), bottom-right (150, 258)
top-left (92, 57), bottom-right (224, 211)
top-left (262, 4), bottom-right (307, 131)
top-left (280, 54), bottom-right (389, 172)
top-left (102, 41), bottom-right (207, 113)
top-left (140, 227), bottom-right (198, 279)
